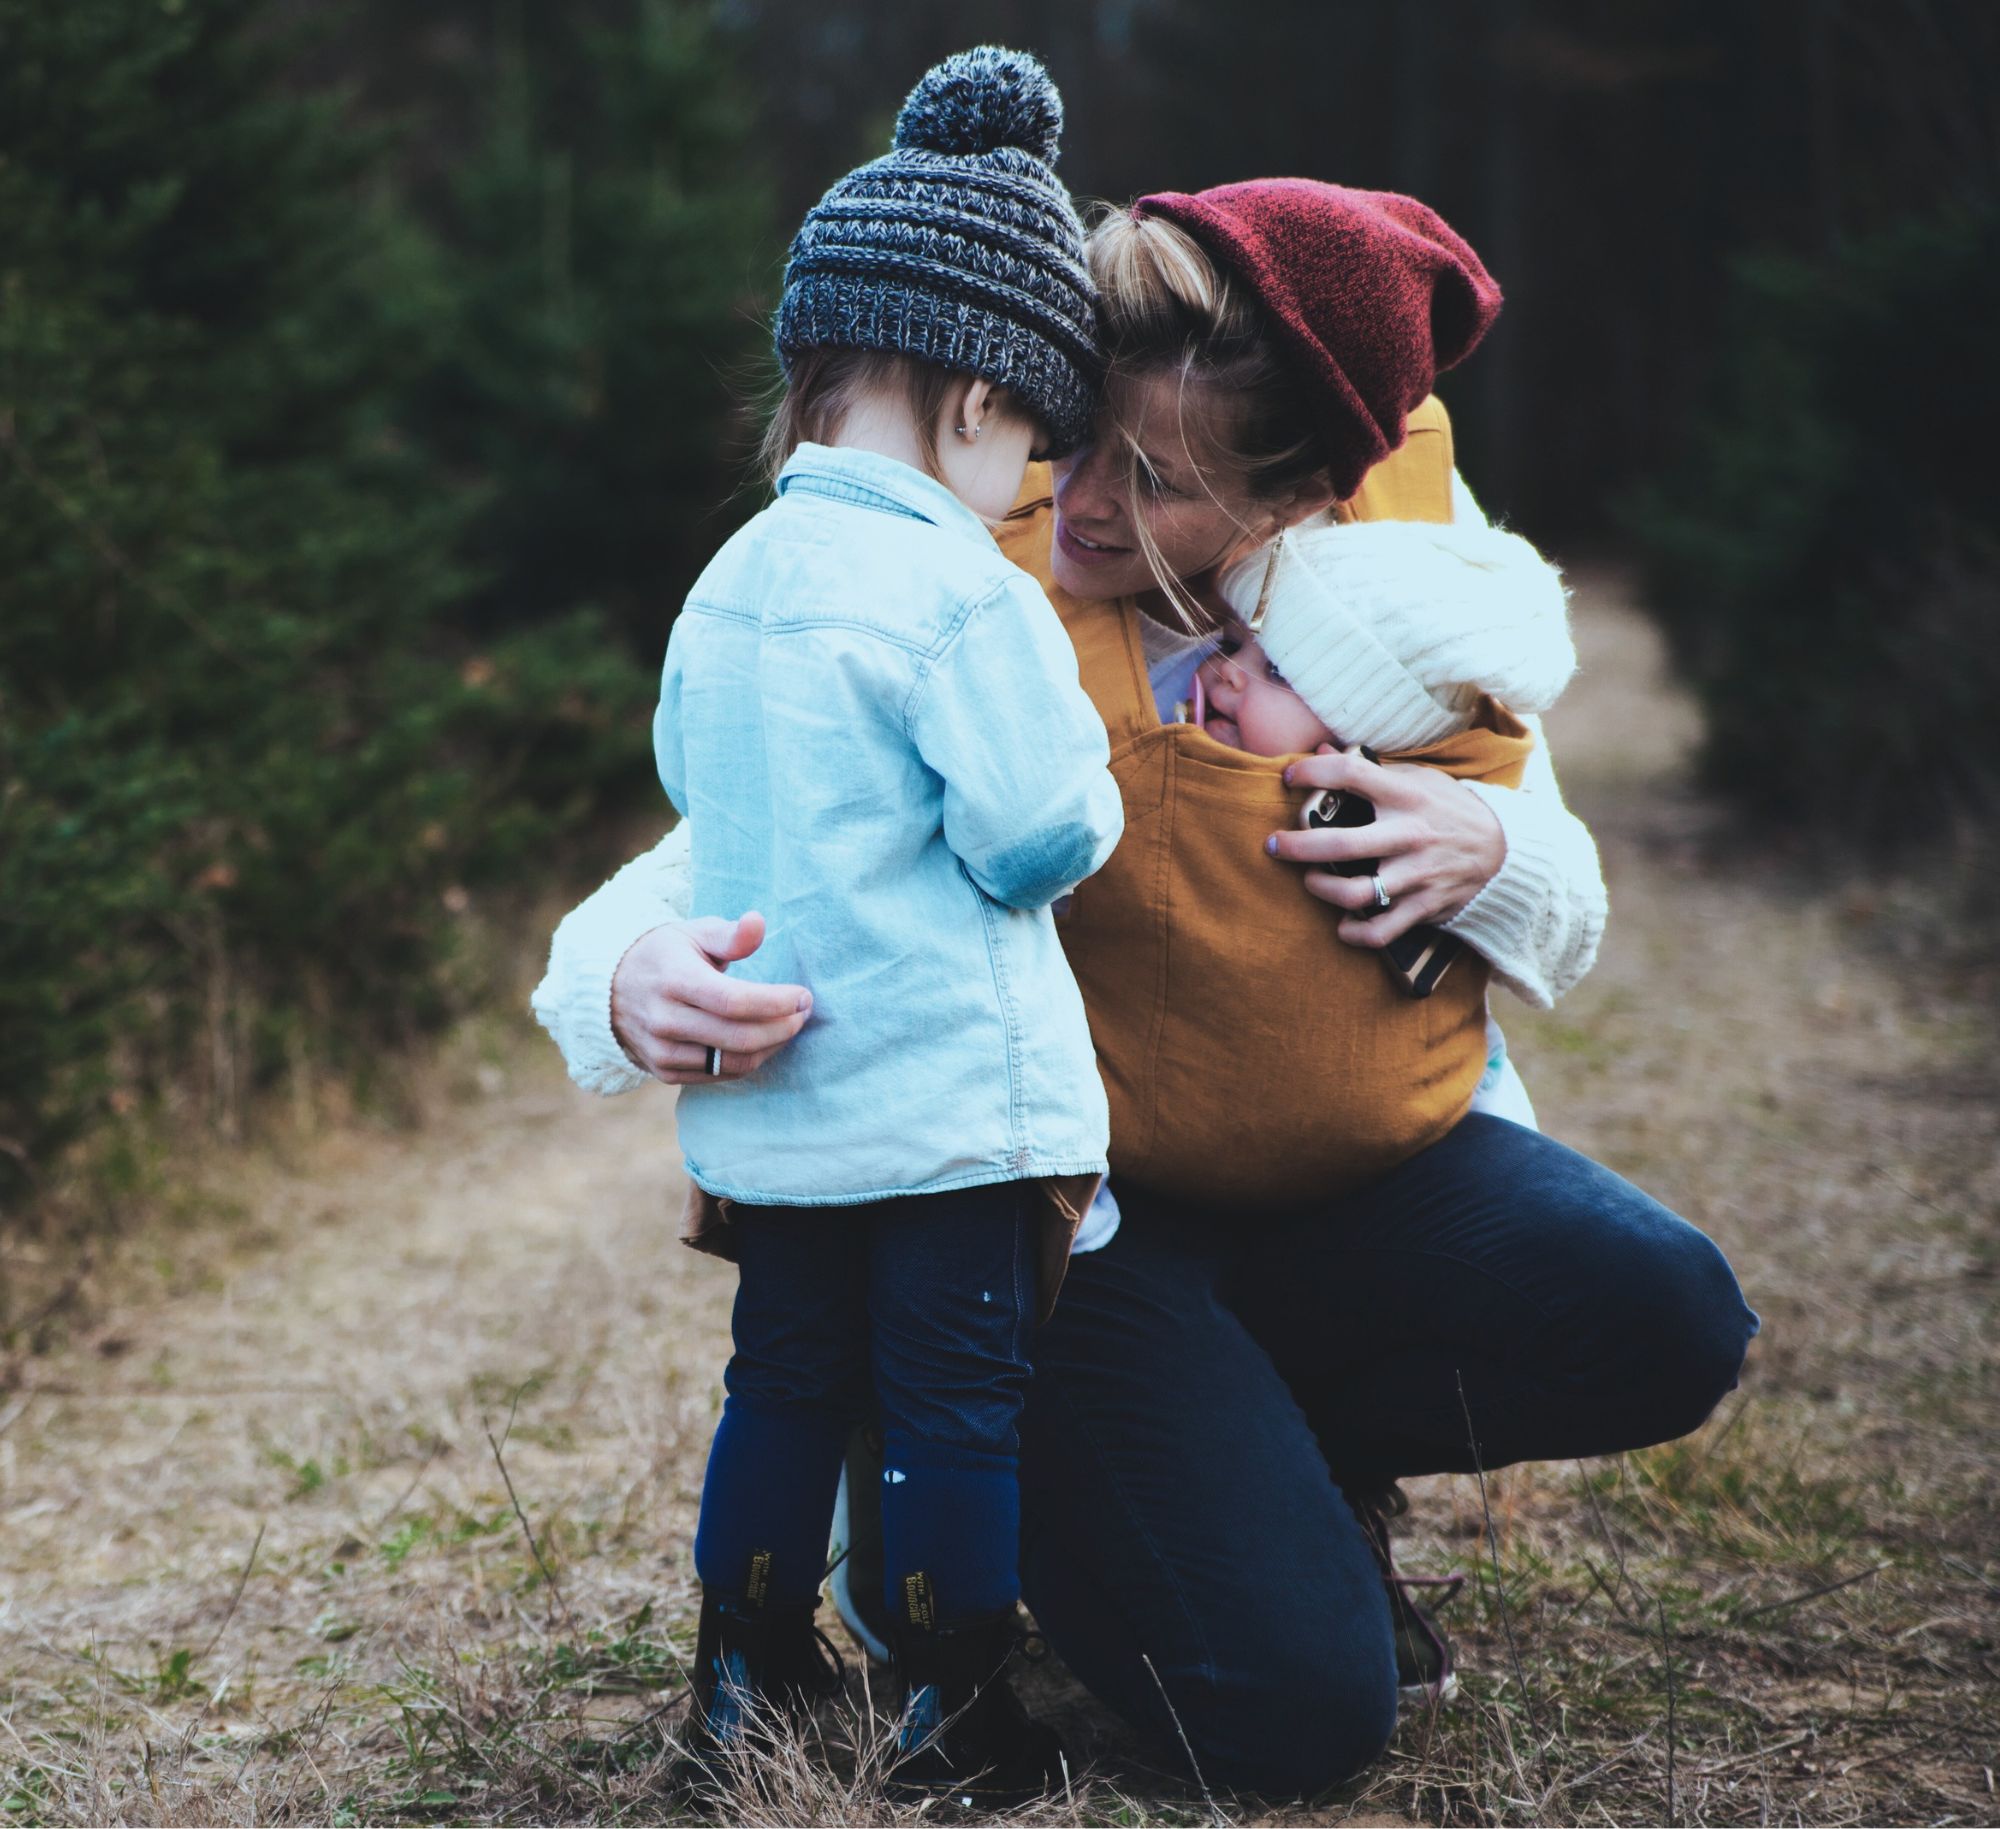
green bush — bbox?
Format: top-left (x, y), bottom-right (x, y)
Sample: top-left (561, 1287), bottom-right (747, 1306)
top-left (0, 0), bottom-right (768, 1217)
top-left (1626, 209), bottom-right (2000, 846)
top-left (401, 1), bottom-right (777, 651)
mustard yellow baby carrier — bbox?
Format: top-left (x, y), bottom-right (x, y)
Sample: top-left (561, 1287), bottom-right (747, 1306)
top-left (997, 398), bottom-right (1533, 1211)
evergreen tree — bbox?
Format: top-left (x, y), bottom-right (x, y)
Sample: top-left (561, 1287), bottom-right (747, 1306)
top-left (1628, 209), bottom-right (2000, 844)
top-left (0, 0), bottom-right (655, 1210)
top-left (396, 0), bottom-right (780, 650)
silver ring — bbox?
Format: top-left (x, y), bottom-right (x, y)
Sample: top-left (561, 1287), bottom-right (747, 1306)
top-left (1370, 874), bottom-right (1392, 913)
top-left (704, 1046), bottom-right (723, 1077)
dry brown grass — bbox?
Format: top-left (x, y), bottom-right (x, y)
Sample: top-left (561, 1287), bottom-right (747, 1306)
top-left (1, 571), bottom-right (1994, 1825)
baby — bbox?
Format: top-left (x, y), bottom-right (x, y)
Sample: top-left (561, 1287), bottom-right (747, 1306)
top-left (1196, 516), bottom-right (1579, 1123)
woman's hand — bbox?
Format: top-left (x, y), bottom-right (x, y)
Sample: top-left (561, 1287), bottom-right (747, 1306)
top-left (610, 912), bottom-right (813, 1084)
top-left (1266, 745), bottom-right (1506, 947)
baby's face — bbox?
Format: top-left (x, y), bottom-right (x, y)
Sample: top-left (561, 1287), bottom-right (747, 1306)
top-left (1196, 621), bottom-right (1337, 757)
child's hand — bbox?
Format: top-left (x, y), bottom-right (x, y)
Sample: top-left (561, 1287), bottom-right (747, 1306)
top-left (610, 913), bottom-right (814, 1083)
top-left (1265, 745), bottom-right (1505, 946)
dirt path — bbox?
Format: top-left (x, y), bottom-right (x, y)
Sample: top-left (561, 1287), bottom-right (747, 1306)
top-left (2, 574), bottom-right (1994, 1826)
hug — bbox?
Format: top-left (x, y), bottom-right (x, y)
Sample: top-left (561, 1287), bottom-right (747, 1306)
top-left (533, 43), bottom-right (1758, 1804)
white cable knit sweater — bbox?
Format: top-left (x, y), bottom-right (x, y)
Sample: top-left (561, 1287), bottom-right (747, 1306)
top-left (531, 478), bottom-right (1608, 1099)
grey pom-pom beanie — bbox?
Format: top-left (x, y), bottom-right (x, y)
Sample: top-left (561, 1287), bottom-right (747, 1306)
top-left (775, 46), bottom-right (1103, 456)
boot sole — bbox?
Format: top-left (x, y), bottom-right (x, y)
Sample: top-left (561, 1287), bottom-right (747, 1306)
top-left (1398, 1669), bottom-right (1460, 1711)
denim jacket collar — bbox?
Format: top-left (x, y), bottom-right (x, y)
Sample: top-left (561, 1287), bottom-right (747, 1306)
top-left (776, 443), bottom-right (999, 553)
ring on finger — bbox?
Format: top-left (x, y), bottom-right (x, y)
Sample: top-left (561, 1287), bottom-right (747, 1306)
top-left (704, 1045), bottom-right (723, 1077)
top-left (1370, 873), bottom-right (1392, 913)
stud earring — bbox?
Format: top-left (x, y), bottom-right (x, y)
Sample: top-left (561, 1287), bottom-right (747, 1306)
top-left (954, 423), bottom-right (982, 441)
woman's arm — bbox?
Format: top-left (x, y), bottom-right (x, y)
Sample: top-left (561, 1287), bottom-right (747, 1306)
top-left (1268, 723), bottom-right (1605, 1009)
top-left (529, 824), bottom-right (813, 1090)
top-left (1442, 716), bottom-right (1606, 1008)
top-left (1265, 476), bottom-right (1606, 1005)
top-left (531, 826), bottom-right (692, 1095)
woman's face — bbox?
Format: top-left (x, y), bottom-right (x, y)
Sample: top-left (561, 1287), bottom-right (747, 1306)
top-left (1048, 369), bottom-right (1277, 612)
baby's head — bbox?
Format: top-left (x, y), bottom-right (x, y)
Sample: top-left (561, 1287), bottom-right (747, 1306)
top-left (764, 47), bottom-right (1102, 516)
top-left (1195, 620), bottom-right (1340, 757)
top-left (1199, 521), bottom-right (1579, 757)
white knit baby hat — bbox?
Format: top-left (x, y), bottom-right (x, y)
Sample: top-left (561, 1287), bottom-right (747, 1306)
top-left (1218, 520), bottom-right (1577, 752)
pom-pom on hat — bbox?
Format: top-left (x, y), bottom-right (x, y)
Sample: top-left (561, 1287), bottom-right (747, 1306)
top-left (1134, 180), bottom-right (1502, 500)
top-left (777, 46), bottom-right (1103, 456)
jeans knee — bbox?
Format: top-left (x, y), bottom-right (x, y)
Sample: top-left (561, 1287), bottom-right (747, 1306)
top-left (1165, 1641), bottom-right (1398, 1797)
top-left (722, 1349), bottom-right (871, 1422)
top-left (1616, 1229), bottom-right (1758, 1438)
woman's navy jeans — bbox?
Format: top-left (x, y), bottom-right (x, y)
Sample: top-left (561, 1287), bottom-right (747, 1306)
top-left (1016, 1115), bottom-right (1759, 1796)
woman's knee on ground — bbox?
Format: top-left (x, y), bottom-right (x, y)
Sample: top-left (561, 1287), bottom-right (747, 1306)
top-left (1141, 1621), bottom-right (1398, 1797)
top-left (1023, 1517), bottom-right (1399, 1797)
top-left (1583, 1208), bottom-right (1757, 1441)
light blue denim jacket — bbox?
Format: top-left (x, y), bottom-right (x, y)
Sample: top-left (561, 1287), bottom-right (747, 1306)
top-left (654, 444), bottom-right (1123, 1206)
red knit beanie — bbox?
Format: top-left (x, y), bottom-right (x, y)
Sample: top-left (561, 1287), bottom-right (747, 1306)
top-left (1133, 179), bottom-right (1502, 501)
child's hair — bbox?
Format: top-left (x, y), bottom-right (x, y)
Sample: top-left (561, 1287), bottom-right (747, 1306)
top-left (759, 349), bottom-right (957, 487)
top-left (760, 349), bottom-right (1038, 490)
top-left (1084, 208), bottom-right (1333, 627)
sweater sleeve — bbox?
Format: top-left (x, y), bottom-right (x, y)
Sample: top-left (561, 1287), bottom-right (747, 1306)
top-left (529, 822), bottom-right (694, 1095)
top-left (1420, 467), bottom-right (1607, 1007)
top-left (1442, 713), bottom-right (1607, 1009)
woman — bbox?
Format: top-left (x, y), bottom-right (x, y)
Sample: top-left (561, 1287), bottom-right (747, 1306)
top-left (533, 178), bottom-right (1757, 1794)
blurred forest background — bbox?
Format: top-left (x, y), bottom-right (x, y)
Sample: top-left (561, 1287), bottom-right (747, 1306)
top-left (4, 0), bottom-right (1997, 1278)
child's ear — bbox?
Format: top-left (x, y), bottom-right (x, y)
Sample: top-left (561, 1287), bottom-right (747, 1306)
top-left (1275, 474), bottom-right (1341, 529)
top-left (948, 376), bottom-right (999, 442)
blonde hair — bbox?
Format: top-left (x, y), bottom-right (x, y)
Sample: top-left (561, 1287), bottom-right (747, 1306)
top-left (1085, 207), bottom-right (1330, 627)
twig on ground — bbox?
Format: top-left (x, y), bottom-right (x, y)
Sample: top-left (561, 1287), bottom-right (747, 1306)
top-left (1694, 1730), bottom-right (1815, 1776)
top-left (366, 1439), bottom-right (444, 1537)
top-left (1460, 1372), bottom-right (1552, 1806)
top-left (1865, 1160), bottom-right (1959, 1220)
top-left (1140, 1652), bottom-right (1226, 1829)
top-left (3, 1257), bottom-right (92, 1351)
top-left (1736, 1562), bottom-right (1889, 1622)
top-left (1562, 1728), bottom-right (1656, 1792)
top-left (488, 1389), bottom-right (579, 1638)
top-left (1577, 1550), bottom-right (1634, 1622)
top-left (0, 1381), bottom-right (337, 1400)
top-left (0, 1390), bottom-right (37, 1439)
top-left (1942, 1555), bottom-right (2000, 1596)
top-left (1692, 1389), bottom-right (1754, 1469)
top-left (1658, 1596), bottom-right (1677, 1828)
top-left (196, 1520), bottom-right (266, 1661)
top-left (421, 1683), bottom-right (606, 1805)
top-left (1577, 1457), bottom-right (1646, 1612)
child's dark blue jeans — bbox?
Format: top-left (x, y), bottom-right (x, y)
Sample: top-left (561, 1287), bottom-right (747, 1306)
top-left (693, 1178), bottom-right (1037, 1626)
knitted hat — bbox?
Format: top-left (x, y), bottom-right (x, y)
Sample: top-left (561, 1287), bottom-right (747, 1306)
top-left (776, 47), bottom-right (1103, 456)
top-left (1134, 180), bottom-right (1502, 501)
top-left (1219, 521), bottom-right (1575, 752)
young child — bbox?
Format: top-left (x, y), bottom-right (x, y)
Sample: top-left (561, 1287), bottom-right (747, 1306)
top-left (1195, 516), bottom-right (1578, 1126)
top-left (655, 48), bottom-right (1118, 1800)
